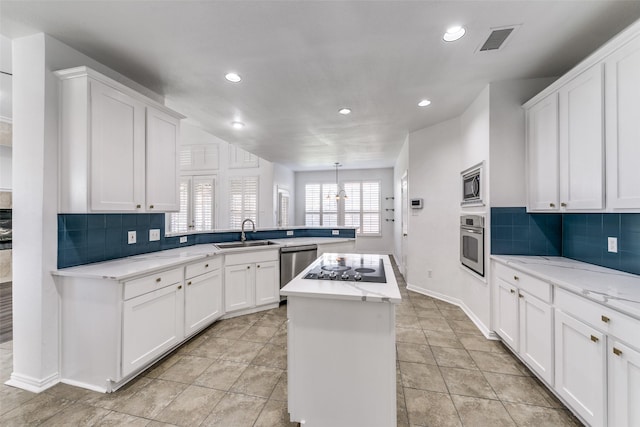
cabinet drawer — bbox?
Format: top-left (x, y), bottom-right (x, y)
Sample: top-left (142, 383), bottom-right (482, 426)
top-left (493, 262), bottom-right (552, 303)
top-left (124, 267), bottom-right (183, 300)
top-left (556, 288), bottom-right (640, 349)
top-left (224, 249), bottom-right (279, 266)
top-left (185, 257), bottom-right (222, 279)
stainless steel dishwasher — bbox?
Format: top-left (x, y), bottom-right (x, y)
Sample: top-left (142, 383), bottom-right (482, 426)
top-left (280, 244), bottom-right (318, 292)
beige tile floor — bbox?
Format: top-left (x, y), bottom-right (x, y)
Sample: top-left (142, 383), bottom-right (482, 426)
top-left (0, 261), bottom-right (582, 426)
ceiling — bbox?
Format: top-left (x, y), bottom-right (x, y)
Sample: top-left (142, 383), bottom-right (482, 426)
top-left (1, 1), bottom-right (640, 171)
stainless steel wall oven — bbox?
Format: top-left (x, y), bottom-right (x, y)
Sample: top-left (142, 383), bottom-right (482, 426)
top-left (460, 215), bottom-right (484, 276)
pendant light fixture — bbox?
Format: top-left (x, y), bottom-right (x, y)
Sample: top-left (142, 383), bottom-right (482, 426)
top-left (327, 162), bottom-right (348, 200)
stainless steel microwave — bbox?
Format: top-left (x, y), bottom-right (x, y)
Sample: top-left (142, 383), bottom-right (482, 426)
top-left (461, 162), bottom-right (484, 206)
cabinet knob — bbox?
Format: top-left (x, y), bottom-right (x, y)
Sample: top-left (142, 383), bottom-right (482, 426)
top-left (590, 335), bottom-right (599, 343)
top-left (257, 265), bottom-right (261, 268)
top-left (187, 281), bottom-right (192, 286)
top-left (601, 315), bottom-right (610, 323)
top-left (247, 266), bottom-right (250, 269)
top-left (136, 204), bottom-right (141, 209)
top-left (149, 205), bottom-right (154, 209)
top-left (518, 293), bottom-right (524, 299)
top-left (513, 275), bottom-right (519, 281)
top-left (613, 347), bottom-right (623, 356)
top-left (549, 203), bottom-right (555, 208)
top-left (205, 264), bottom-right (209, 268)
top-left (177, 285), bottom-right (182, 290)
top-left (155, 278), bottom-right (161, 283)
top-left (510, 289), bottom-right (515, 294)
top-left (561, 202), bottom-right (567, 207)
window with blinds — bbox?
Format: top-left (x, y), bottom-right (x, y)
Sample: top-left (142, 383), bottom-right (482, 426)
top-left (168, 175), bottom-right (216, 234)
top-left (278, 191), bottom-right (290, 227)
top-left (229, 176), bottom-right (259, 229)
top-left (304, 180), bottom-right (381, 235)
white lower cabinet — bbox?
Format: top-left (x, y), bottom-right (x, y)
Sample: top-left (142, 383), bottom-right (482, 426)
top-left (519, 290), bottom-right (554, 385)
top-left (493, 259), bottom-right (640, 427)
top-left (185, 258), bottom-right (223, 337)
top-left (492, 262), bottom-right (553, 384)
top-left (223, 249), bottom-right (280, 314)
top-left (554, 310), bottom-right (606, 427)
top-left (255, 260), bottom-right (279, 306)
top-left (122, 283), bottom-right (184, 376)
top-left (224, 263), bottom-right (254, 312)
top-left (608, 340), bottom-right (640, 427)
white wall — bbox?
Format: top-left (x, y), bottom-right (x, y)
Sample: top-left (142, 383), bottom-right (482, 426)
top-left (273, 163), bottom-right (295, 226)
top-left (295, 168), bottom-right (395, 253)
top-left (403, 118), bottom-right (465, 305)
top-left (393, 136), bottom-right (408, 274)
top-left (489, 78), bottom-right (556, 207)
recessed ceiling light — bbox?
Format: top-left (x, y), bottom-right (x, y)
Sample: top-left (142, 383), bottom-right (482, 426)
top-left (232, 121), bottom-right (245, 129)
top-left (338, 108), bottom-right (352, 115)
top-left (225, 72), bottom-right (242, 83)
top-left (418, 99), bottom-right (432, 107)
top-left (443, 25), bottom-right (466, 42)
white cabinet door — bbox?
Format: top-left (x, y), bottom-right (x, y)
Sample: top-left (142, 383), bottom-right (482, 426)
top-left (122, 283), bottom-right (184, 376)
top-left (255, 260), bottom-right (279, 306)
top-left (185, 270), bottom-right (223, 337)
top-left (554, 310), bottom-right (606, 427)
top-left (90, 80), bottom-right (146, 211)
top-left (606, 34), bottom-right (640, 210)
top-left (224, 264), bottom-right (254, 312)
top-left (519, 292), bottom-right (554, 385)
top-left (608, 340), bottom-right (640, 427)
top-left (146, 106), bottom-right (180, 212)
top-left (559, 65), bottom-right (605, 210)
top-left (494, 277), bottom-right (519, 350)
top-left (526, 93), bottom-right (560, 211)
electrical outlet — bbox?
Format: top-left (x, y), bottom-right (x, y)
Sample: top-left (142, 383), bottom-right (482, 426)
top-left (332, 230), bottom-right (340, 236)
top-left (286, 230), bottom-right (294, 236)
top-left (608, 237), bottom-right (618, 253)
top-left (149, 229), bottom-right (160, 242)
top-left (180, 236), bottom-right (188, 244)
top-left (127, 231), bottom-right (136, 245)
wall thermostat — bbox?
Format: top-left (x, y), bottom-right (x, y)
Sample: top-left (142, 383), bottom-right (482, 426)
top-left (410, 198), bottom-right (423, 209)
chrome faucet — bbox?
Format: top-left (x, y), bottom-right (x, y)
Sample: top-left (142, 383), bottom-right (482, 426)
top-left (241, 218), bottom-right (256, 242)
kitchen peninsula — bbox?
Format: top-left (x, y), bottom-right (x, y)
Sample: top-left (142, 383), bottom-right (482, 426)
top-left (281, 253), bottom-right (401, 427)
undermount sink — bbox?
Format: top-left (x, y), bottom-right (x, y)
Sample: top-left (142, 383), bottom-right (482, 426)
top-left (215, 240), bottom-right (278, 249)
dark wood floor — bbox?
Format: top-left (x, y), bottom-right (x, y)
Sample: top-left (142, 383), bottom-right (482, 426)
top-left (0, 281), bottom-right (11, 344)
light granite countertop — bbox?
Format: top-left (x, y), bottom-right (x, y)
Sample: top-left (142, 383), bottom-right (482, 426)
top-left (52, 237), bottom-right (355, 281)
top-left (280, 253), bottom-right (401, 303)
top-left (491, 255), bottom-right (640, 320)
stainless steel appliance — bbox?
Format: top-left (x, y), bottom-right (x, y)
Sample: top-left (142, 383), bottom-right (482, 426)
top-left (461, 163), bottom-right (484, 206)
top-left (303, 254), bottom-right (387, 283)
top-left (280, 244), bottom-right (318, 292)
top-left (460, 215), bottom-right (484, 276)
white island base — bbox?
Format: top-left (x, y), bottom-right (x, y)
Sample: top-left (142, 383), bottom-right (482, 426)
top-left (283, 253), bottom-right (400, 427)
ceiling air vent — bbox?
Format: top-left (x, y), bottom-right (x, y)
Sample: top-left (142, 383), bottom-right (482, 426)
top-left (478, 27), bottom-right (516, 52)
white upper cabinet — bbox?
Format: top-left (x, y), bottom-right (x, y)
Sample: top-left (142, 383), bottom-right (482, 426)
top-left (146, 107), bottom-right (180, 212)
top-left (526, 93), bottom-right (559, 211)
top-left (56, 67), bottom-right (185, 213)
top-left (558, 64), bottom-right (605, 211)
top-left (605, 34), bottom-right (640, 210)
top-left (525, 20), bottom-right (640, 212)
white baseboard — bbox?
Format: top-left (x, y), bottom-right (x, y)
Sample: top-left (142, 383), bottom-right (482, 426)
top-left (59, 378), bottom-right (108, 393)
top-left (5, 371), bottom-right (59, 393)
top-left (406, 283), bottom-right (498, 340)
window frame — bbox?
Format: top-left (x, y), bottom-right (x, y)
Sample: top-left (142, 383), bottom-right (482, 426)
top-left (229, 175), bottom-right (259, 229)
top-left (166, 174), bottom-right (217, 235)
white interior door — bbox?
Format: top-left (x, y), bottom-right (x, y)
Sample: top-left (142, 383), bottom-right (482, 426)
top-left (400, 172), bottom-right (408, 276)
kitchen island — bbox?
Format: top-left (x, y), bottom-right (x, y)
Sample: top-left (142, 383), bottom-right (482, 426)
top-left (281, 253), bottom-right (401, 427)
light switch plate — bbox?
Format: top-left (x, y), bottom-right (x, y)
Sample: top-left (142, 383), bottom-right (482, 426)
top-left (286, 230), bottom-right (294, 236)
top-left (180, 236), bottom-right (188, 243)
top-left (608, 237), bottom-right (618, 253)
top-left (332, 230), bottom-right (340, 235)
top-left (127, 231), bottom-right (136, 245)
top-left (149, 229), bottom-right (160, 242)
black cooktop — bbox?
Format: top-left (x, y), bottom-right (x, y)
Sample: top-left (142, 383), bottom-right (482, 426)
top-left (304, 255), bottom-right (387, 283)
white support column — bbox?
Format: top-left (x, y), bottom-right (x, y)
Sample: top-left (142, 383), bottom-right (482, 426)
top-left (6, 33), bottom-right (60, 392)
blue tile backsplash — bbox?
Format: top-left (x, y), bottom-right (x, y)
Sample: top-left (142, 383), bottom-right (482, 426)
top-left (58, 213), bottom-right (356, 268)
top-left (491, 207), bottom-right (640, 276)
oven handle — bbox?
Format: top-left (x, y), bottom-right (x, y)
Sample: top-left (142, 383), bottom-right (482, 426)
top-left (461, 228), bottom-right (483, 234)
